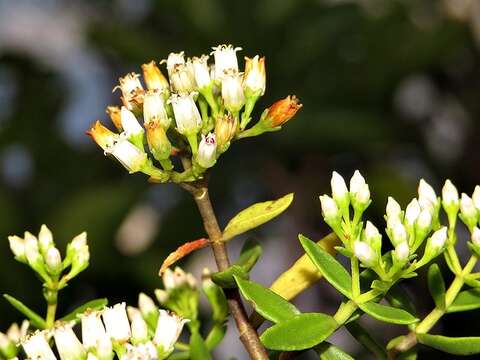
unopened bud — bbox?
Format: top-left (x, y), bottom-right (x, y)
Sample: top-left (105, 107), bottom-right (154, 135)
top-left (473, 186), bottom-right (480, 211)
top-left (394, 241), bottom-right (410, 263)
top-left (442, 180), bottom-right (459, 207)
top-left (354, 183), bottom-right (370, 206)
top-left (153, 310), bottom-right (188, 353)
top-left (138, 293), bottom-right (157, 318)
top-left (214, 114), bottom-right (237, 151)
top-left (430, 227), bottom-right (448, 249)
top-left (364, 221), bottom-right (382, 255)
top-left (349, 170), bottom-right (366, 194)
top-left (131, 314), bottom-right (149, 345)
top-left (243, 55), bottom-right (266, 97)
top-left (331, 172), bottom-right (349, 209)
top-left (472, 227), bottom-right (480, 245)
top-left (319, 195), bottom-right (340, 225)
top-left (417, 208), bottom-right (433, 230)
top-left (392, 222), bottom-right (408, 246)
top-left (38, 225), bottom-right (54, 256)
top-left (24, 232), bottom-right (41, 266)
top-left (0, 332), bottom-right (17, 359)
top-left (142, 61), bottom-right (169, 92)
top-left (146, 121), bottom-right (172, 162)
top-left (386, 197), bottom-right (402, 220)
top-left (45, 247), bottom-right (62, 275)
top-left (353, 241), bottom-right (377, 267)
top-left (154, 289), bottom-right (169, 303)
top-left (96, 334), bottom-right (113, 359)
top-left (8, 235), bottom-right (26, 262)
top-left (460, 193), bottom-right (478, 228)
top-left (405, 199), bottom-right (420, 226)
top-left (418, 179), bottom-right (438, 205)
top-left (265, 95), bottom-right (302, 127)
top-left (169, 94), bottom-right (202, 135)
top-left (192, 55), bottom-right (212, 89)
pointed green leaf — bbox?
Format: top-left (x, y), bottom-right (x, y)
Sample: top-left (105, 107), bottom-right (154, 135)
top-left (235, 277), bottom-right (299, 323)
top-left (359, 302), bottom-right (418, 325)
top-left (236, 239), bottom-right (262, 271)
top-left (448, 288), bottom-right (480, 313)
top-left (211, 265), bottom-right (249, 288)
top-left (260, 313), bottom-right (337, 351)
top-left (427, 264), bottom-right (445, 309)
top-left (4, 294), bottom-right (46, 329)
top-left (315, 342), bottom-right (354, 360)
top-left (203, 278), bottom-right (228, 350)
top-left (417, 334), bottom-right (480, 355)
top-left (190, 331), bottom-right (213, 360)
top-left (386, 285), bottom-right (417, 316)
top-left (464, 276), bottom-right (480, 288)
top-left (222, 193), bottom-right (294, 241)
top-left (60, 298), bottom-right (108, 323)
top-left (299, 235), bottom-right (352, 298)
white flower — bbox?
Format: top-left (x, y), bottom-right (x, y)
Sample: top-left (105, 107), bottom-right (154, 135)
top-left (417, 208), bottom-right (432, 230)
top-left (22, 331), bottom-right (56, 360)
top-left (221, 70), bottom-right (245, 113)
top-left (405, 199), bottom-right (421, 226)
top-left (418, 179), bottom-right (438, 205)
top-left (395, 241), bottom-right (410, 262)
top-left (169, 61), bottom-right (196, 94)
top-left (120, 107), bottom-right (144, 137)
top-left (45, 247), bottom-right (62, 274)
top-left (122, 341), bottom-right (158, 360)
top-left (143, 90), bottom-right (170, 129)
top-left (192, 55), bottom-right (212, 89)
top-left (319, 195), bottom-right (339, 220)
top-left (243, 55), bottom-right (266, 96)
top-left (105, 138), bottom-right (147, 173)
top-left (460, 193), bottom-right (477, 219)
top-left (115, 73), bottom-right (144, 106)
top-left (473, 186), bottom-right (480, 210)
top-left (169, 94), bottom-right (202, 135)
top-left (430, 227), bottom-right (448, 248)
top-left (130, 314), bottom-right (149, 344)
top-left (331, 172), bottom-right (349, 206)
top-left (153, 310), bottom-right (187, 352)
top-left (353, 241), bottom-right (376, 267)
top-left (139, 293), bottom-right (157, 317)
top-left (392, 222), bottom-right (408, 246)
top-left (102, 303), bottom-right (131, 342)
top-left (442, 180), bottom-right (459, 206)
top-left (197, 133), bottom-right (217, 168)
top-left (165, 52), bottom-right (185, 78)
top-left (386, 197), bottom-right (401, 220)
top-left (38, 224), bottom-right (54, 255)
top-left (349, 170), bottom-right (366, 194)
top-left (8, 235), bottom-right (25, 260)
top-left (53, 322), bottom-right (86, 360)
top-left (96, 334), bottom-right (113, 359)
top-left (472, 227), bottom-right (480, 245)
top-left (211, 44), bottom-right (241, 81)
top-left (81, 310), bottom-right (107, 349)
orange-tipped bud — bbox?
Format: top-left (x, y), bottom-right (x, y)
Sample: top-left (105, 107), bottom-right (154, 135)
top-left (106, 106), bottom-right (122, 131)
top-left (215, 114), bottom-right (237, 151)
top-left (87, 121), bottom-right (117, 150)
top-left (244, 56), bottom-right (266, 96)
top-left (266, 95), bottom-right (302, 127)
top-left (146, 121), bottom-right (172, 161)
top-left (142, 61), bottom-right (170, 92)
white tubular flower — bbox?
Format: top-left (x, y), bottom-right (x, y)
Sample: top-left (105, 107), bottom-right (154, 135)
top-left (386, 197), bottom-right (402, 220)
top-left (461, 193), bottom-right (477, 220)
top-left (169, 61), bottom-right (196, 94)
top-left (153, 310), bottom-right (188, 352)
top-left (442, 180), bottom-right (459, 207)
top-left (123, 342), bottom-right (157, 360)
top-left (53, 322), bottom-right (86, 360)
top-left (211, 44), bottom-right (241, 81)
top-left (192, 55), bottom-right (212, 89)
top-left (243, 55), bottom-right (266, 96)
top-left (143, 90), bottom-right (170, 129)
top-left (165, 51), bottom-right (185, 78)
top-left (102, 303), bottom-right (131, 342)
top-left (130, 314), bottom-right (149, 344)
top-left (405, 199), bottom-right (421, 226)
top-left (115, 73), bottom-right (144, 105)
top-left (96, 334), bottom-right (113, 359)
top-left (105, 138), bottom-right (147, 173)
top-left (45, 247), bottom-right (62, 275)
top-left (472, 227), bottom-right (480, 245)
top-left (120, 107), bottom-right (144, 137)
top-left (331, 171), bottom-right (349, 208)
top-left (353, 241), bottom-right (376, 267)
top-left (319, 195), bottom-right (340, 222)
top-left (221, 70), bottom-right (245, 113)
top-left (38, 224), bottom-right (54, 255)
top-left (81, 311), bottom-right (107, 349)
top-left (22, 331), bottom-right (57, 360)
top-left (138, 293), bottom-right (157, 317)
top-left (169, 94), bottom-right (202, 135)
top-left (392, 222), bottom-right (408, 246)
top-left (8, 235), bottom-right (25, 261)
top-left (394, 241), bottom-right (410, 262)
top-left (24, 232), bottom-right (41, 265)
top-left (473, 186), bottom-right (480, 210)
top-left (418, 179), bottom-right (438, 205)
top-left (417, 208), bottom-right (433, 230)
top-left (349, 170), bottom-right (366, 194)
top-left (197, 133), bottom-right (217, 168)
top-left (430, 227), bottom-right (448, 249)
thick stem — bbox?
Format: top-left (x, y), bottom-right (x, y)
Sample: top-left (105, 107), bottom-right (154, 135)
top-left (45, 298), bottom-right (58, 329)
top-left (187, 184), bottom-right (268, 360)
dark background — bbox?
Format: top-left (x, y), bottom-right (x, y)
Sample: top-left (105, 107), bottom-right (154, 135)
top-left (0, 0), bottom-right (479, 358)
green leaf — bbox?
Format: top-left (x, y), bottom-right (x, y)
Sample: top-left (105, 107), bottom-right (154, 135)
top-left (190, 331), bottom-right (213, 360)
top-left (3, 294), bottom-right (46, 329)
top-left (203, 279), bottom-right (228, 350)
top-left (448, 288), bottom-right (480, 313)
top-left (464, 276), bottom-right (480, 288)
top-left (260, 313), bottom-right (337, 351)
top-left (345, 321), bottom-right (387, 360)
top-left (315, 342), bottom-right (354, 360)
top-left (235, 277), bottom-right (299, 323)
top-left (222, 193), bottom-right (294, 241)
top-left (417, 334), bottom-right (480, 355)
top-left (236, 239), bottom-right (262, 271)
top-left (386, 285), bottom-right (416, 316)
top-left (334, 246), bottom-right (352, 258)
top-left (211, 265), bottom-right (249, 288)
top-left (427, 264), bottom-right (445, 309)
top-left (371, 280), bottom-right (390, 292)
top-left (359, 302), bottom-right (418, 325)
top-left (60, 298), bottom-right (108, 323)
top-left (299, 235), bottom-right (352, 298)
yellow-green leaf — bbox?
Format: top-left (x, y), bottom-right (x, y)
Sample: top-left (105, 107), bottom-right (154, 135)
top-left (222, 193), bottom-right (294, 241)
top-left (417, 334), bottom-right (480, 355)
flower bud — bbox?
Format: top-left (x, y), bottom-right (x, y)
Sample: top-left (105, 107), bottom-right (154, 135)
top-left (214, 114), bottom-right (237, 151)
top-left (349, 170), bottom-right (366, 195)
top-left (154, 289), bottom-right (169, 303)
top-left (130, 314), bottom-right (149, 345)
top-left (120, 107), bottom-right (144, 138)
top-left (417, 208), bottom-right (433, 231)
top-left (472, 227), bottom-right (480, 246)
top-left (405, 199), bottom-right (421, 226)
top-left (142, 61), bottom-right (169, 92)
top-left (391, 222), bottom-right (408, 246)
top-left (164, 52), bottom-right (185, 79)
top-left (192, 55), bottom-right (212, 89)
top-left (319, 195), bottom-right (341, 226)
top-left (196, 133), bottom-right (217, 168)
top-left (106, 106), bottom-right (123, 132)
top-left (81, 310), bottom-right (107, 349)
top-left (22, 331), bottom-right (56, 360)
top-left (170, 61), bottom-right (196, 94)
top-left (71, 244), bottom-right (90, 274)
top-left (8, 235), bottom-right (26, 262)
top-left (87, 121), bottom-right (117, 151)
top-left (105, 137), bottom-right (148, 173)
top-left (45, 247), bottom-right (62, 275)
top-left (38, 225), bottom-right (54, 256)
top-left (143, 89), bottom-right (170, 129)
top-left (394, 241), bottom-right (410, 263)
top-left (139, 293), bottom-right (157, 318)
top-left (430, 227), bottom-right (448, 249)
top-left (146, 121), bottom-right (172, 162)
top-left (211, 44), bottom-right (241, 82)
top-left (354, 183), bottom-right (370, 207)
top-left (221, 70), bottom-right (245, 113)
top-left (353, 241), bottom-right (377, 267)
top-left (127, 306), bottom-right (142, 321)
top-left (442, 179), bottom-right (459, 207)
top-left (54, 322), bottom-right (86, 360)
top-left (331, 172), bottom-right (349, 209)
top-left (102, 303), bottom-right (131, 342)
top-left (418, 197), bottom-right (435, 213)
top-left (265, 95), bottom-right (302, 127)
top-left (169, 94), bottom-right (202, 135)
top-left (0, 332), bottom-right (17, 359)
top-left (418, 179), bottom-right (438, 205)
top-left (364, 221), bottom-right (382, 256)
top-left (71, 232), bottom-right (87, 251)
top-left (386, 197), bottom-right (402, 221)
top-left (460, 193), bottom-right (478, 228)
top-left (153, 310), bottom-right (187, 353)
top-left (473, 186), bottom-right (480, 211)
top-left (243, 55), bottom-right (266, 96)
top-left (24, 232), bottom-right (41, 266)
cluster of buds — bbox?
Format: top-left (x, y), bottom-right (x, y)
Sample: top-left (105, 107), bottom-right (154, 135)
top-left (8, 226), bottom-right (89, 291)
top-left (20, 302), bottom-right (187, 360)
top-left (0, 321), bottom-right (29, 359)
top-left (88, 44), bottom-right (302, 183)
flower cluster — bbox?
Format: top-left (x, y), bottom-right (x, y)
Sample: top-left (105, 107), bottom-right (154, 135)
top-left (20, 302), bottom-right (187, 360)
top-left (88, 44), bottom-right (302, 183)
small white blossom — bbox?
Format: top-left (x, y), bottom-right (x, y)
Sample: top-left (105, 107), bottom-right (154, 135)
top-left (115, 73), bottom-right (144, 107)
top-left (153, 310), bottom-right (187, 352)
top-left (96, 334), bottom-right (113, 359)
top-left (120, 107), bottom-right (144, 137)
top-left (405, 199), bottom-right (421, 226)
top-left (197, 133), bottom-right (217, 168)
top-left (143, 90), bottom-right (170, 129)
top-left (102, 303), bottom-right (131, 342)
top-left (192, 55), bottom-right (212, 89)
top-left (138, 293), bottom-right (157, 317)
top-left (353, 241), bottom-right (376, 267)
top-left (386, 197), bottom-right (402, 220)
top-left (165, 52), bottom-right (185, 78)
top-left (169, 94), bottom-right (202, 135)
top-left (53, 322), bottom-right (86, 360)
top-left (418, 179), bottom-right (438, 205)
top-left (81, 310), bottom-right (107, 349)
top-left (349, 170), bottom-right (366, 194)
top-left (442, 180), bottom-right (459, 206)
top-left (105, 138), bottom-right (147, 173)
top-left (169, 61), bottom-right (196, 94)
top-left (211, 44), bottom-right (241, 81)
top-left (319, 195), bottom-right (339, 220)
top-left (122, 341), bottom-right (158, 360)
top-left (331, 172), bottom-right (349, 206)
top-left (221, 70), bottom-right (245, 113)
top-left (22, 331), bottom-right (56, 360)
top-left (243, 55), bottom-right (266, 96)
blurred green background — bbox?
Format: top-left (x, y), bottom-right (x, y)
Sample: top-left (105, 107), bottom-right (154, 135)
top-left (0, 0), bottom-right (480, 358)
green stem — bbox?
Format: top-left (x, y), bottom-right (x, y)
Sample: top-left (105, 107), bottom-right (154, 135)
top-left (333, 300), bottom-right (358, 325)
top-left (351, 257), bottom-right (361, 298)
top-left (202, 87), bottom-right (219, 117)
top-left (240, 95), bottom-right (259, 130)
top-left (45, 301), bottom-right (57, 329)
